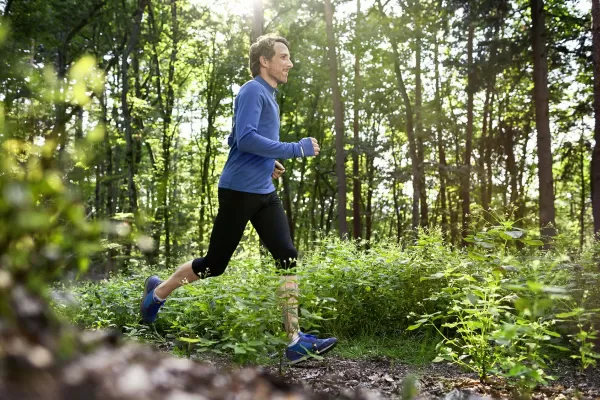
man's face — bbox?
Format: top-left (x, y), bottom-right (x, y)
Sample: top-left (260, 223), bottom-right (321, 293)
top-left (262, 42), bottom-right (293, 85)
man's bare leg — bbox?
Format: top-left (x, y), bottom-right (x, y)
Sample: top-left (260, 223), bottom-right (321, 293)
top-left (279, 275), bottom-right (299, 341)
top-left (154, 260), bottom-right (199, 299)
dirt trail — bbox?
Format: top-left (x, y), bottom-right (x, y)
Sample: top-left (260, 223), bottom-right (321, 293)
top-left (259, 357), bottom-right (600, 399)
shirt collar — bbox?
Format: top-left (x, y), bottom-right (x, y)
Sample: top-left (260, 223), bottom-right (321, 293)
top-left (254, 76), bottom-right (278, 97)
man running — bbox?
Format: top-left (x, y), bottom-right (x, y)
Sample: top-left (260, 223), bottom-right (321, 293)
top-left (140, 34), bottom-right (337, 365)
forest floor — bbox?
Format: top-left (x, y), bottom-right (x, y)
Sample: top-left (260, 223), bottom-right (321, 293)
top-left (264, 356), bottom-right (600, 400)
top-left (153, 342), bottom-right (600, 399)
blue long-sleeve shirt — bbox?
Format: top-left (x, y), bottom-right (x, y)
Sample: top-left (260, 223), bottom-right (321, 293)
top-left (219, 76), bottom-right (313, 194)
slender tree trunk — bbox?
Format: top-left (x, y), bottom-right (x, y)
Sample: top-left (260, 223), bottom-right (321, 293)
top-left (485, 92), bottom-right (495, 209)
top-left (449, 192), bottom-right (459, 246)
top-left (434, 34), bottom-right (448, 239)
top-left (485, 23), bottom-right (500, 209)
top-left (504, 124), bottom-right (519, 209)
top-left (390, 38), bottom-right (419, 230)
top-left (282, 171), bottom-right (295, 241)
top-left (591, 0), bottom-right (600, 238)
top-left (365, 128), bottom-right (378, 243)
top-left (3, 0), bottom-right (14, 15)
top-left (365, 164), bottom-right (373, 243)
top-left (414, 3), bottom-right (427, 228)
top-left (530, 0), bottom-right (557, 239)
top-left (252, 0), bottom-right (263, 43)
top-left (479, 89), bottom-right (491, 213)
top-left (517, 122), bottom-right (532, 223)
top-left (391, 135), bottom-right (402, 242)
top-left (100, 90), bottom-right (115, 272)
top-left (308, 172), bottom-right (319, 244)
top-left (121, 0), bottom-right (148, 214)
top-left (52, 46), bottom-right (68, 161)
top-left (580, 129), bottom-right (586, 249)
top-left (324, 0), bottom-right (348, 238)
top-left (352, 0), bottom-right (362, 240)
top-left (461, 21), bottom-right (475, 243)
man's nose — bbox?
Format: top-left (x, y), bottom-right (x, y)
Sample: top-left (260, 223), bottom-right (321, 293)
top-left (288, 60), bottom-right (294, 68)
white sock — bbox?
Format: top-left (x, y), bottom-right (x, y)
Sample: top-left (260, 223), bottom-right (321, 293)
top-left (288, 332), bottom-right (301, 345)
top-left (153, 291), bottom-right (165, 302)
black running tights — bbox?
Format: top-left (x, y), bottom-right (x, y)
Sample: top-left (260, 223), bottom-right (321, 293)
top-left (191, 188), bottom-right (297, 278)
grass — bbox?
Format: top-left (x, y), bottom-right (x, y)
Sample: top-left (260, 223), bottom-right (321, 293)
top-left (334, 333), bottom-right (438, 366)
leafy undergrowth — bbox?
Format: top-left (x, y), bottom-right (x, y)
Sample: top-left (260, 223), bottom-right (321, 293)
top-left (54, 227), bottom-right (600, 397)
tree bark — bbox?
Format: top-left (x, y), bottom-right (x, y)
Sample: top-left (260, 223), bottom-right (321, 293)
top-left (504, 123), bottom-right (519, 209)
top-left (390, 38), bottom-right (419, 230)
top-left (252, 0), bottom-right (264, 43)
top-left (580, 130), bottom-right (586, 249)
top-left (461, 21), bottom-right (475, 243)
top-left (530, 0), bottom-right (557, 239)
top-left (3, 0), bottom-right (14, 15)
top-left (324, 0), bottom-right (348, 239)
top-left (414, 2), bottom-right (427, 228)
top-left (591, 0), bottom-right (600, 238)
top-left (121, 0), bottom-right (148, 214)
top-left (434, 34), bottom-right (448, 239)
top-left (352, 0), bottom-right (362, 240)
top-left (365, 123), bottom-right (378, 243)
top-left (479, 89), bottom-right (491, 213)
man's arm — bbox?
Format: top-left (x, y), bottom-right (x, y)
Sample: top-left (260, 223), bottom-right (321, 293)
top-left (235, 83), bottom-right (313, 159)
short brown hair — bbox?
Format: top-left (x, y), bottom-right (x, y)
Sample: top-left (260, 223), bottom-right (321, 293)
top-left (249, 34), bottom-right (290, 78)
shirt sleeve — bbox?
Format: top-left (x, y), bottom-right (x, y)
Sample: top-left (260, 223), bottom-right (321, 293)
top-left (235, 82), bottom-right (301, 159)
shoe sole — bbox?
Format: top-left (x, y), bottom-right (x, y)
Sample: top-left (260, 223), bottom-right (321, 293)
top-left (287, 340), bottom-right (338, 366)
top-left (140, 276), bottom-right (156, 323)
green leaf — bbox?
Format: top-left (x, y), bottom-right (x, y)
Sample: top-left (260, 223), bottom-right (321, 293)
top-left (234, 345), bottom-right (247, 354)
top-left (466, 292), bottom-right (478, 305)
top-left (407, 323), bottom-right (423, 331)
top-left (555, 311), bottom-right (579, 318)
top-left (520, 239), bottom-right (544, 246)
top-left (505, 230), bottom-right (524, 239)
top-left (178, 337), bottom-right (201, 343)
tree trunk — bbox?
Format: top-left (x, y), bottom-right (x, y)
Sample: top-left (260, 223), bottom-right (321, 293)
top-left (530, 0), bottom-right (557, 239)
top-left (365, 128), bottom-right (378, 243)
top-left (479, 89), bottom-right (491, 213)
top-left (591, 0), bottom-right (600, 238)
top-left (282, 171), bottom-right (295, 241)
top-left (352, 0), bottom-right (362, 240)
top-left (580, 131), bottom-right (586, 249)
top-left (390, 38), bottom-right (419, 230)
top-left (485, 92), bottom-right (495, 211)
top-left (461, 21), bottom-right (475, 243)
top-left (252, 0), bottom-right (263, 43)
top-left (121, 0), bottom-right (148, 214)
top-left (324, 0), bottom-right (348, 239)
top-left (391, 134), bottom-right (402, 242)
top-left (504, 124), bottom-right (519, 209)
top-left (434, 34), bottom-right (448, 239)
top-left (414, 3), bottom-right (427, 228)
top-left (485, 23), bottom-right (500, 210)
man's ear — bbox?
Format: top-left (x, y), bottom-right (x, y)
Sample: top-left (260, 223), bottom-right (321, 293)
top-left (259, 55), bottom-right (269, 68)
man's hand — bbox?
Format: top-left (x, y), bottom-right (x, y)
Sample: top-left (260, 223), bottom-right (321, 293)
top-left (272, 160), bottom-right (285, 179)
top-left (310, 138), bottom-right (320, 156)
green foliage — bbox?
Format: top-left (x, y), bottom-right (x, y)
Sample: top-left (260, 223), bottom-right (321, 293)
top-left (406, 221), bottom-right (600, 393)
top-left (556, 293), bottom-right (600, 372)
top-left (58, 224), bottom-right (598, 374)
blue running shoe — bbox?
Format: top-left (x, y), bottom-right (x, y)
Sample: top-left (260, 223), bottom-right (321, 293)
top-left (140, 275), bottom-right (165, 323)
top-left (285, 332), bottom-right (337, 365)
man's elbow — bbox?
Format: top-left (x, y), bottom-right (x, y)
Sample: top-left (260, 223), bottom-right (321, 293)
top-left (237, 135), bottom-right (253, 154)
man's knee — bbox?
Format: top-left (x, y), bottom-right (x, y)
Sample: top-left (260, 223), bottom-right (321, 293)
top-left (192, 257), bottom-right (228, 278)
top-left (275, 247), bottom-right (298, 270)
